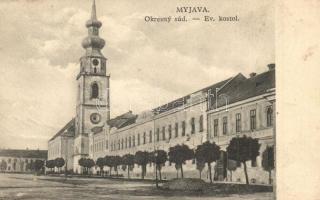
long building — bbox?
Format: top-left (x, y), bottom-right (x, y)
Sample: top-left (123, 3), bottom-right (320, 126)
top-left (48, 0), bottom-right (275, 185)
top-left (0, 149), bottom-right (47, 172)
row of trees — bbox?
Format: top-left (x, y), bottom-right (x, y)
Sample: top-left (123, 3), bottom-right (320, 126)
top-left (74, 136), bottom-right (274, 185)
top-left (91, 136), bottom-right (274, 185)
top-left (46, 157), bottom-right (65, 172)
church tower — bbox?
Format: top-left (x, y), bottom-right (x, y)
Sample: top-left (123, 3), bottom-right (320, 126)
top-left (73, 0), bottom-right (110, 173)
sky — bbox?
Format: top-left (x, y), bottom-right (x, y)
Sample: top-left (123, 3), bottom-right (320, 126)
top-left (0, 0), bottom-right (274, 150)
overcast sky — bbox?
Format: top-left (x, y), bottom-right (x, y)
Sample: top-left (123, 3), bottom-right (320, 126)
top-left (0, 0), bottom-right (274, 150)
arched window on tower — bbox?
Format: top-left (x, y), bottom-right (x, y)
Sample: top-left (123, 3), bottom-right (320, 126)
top-left (91, 83), bottom-right (99, 99)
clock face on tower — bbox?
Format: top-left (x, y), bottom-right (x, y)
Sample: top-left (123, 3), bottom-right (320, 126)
top-left (90, 113), bottom-right (101, 124)
top-left (92, 59), bottom-right (99, 66)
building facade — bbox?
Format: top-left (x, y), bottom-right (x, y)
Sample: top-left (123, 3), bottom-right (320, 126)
top-left (48, 119), bottom-right (75, 171)
top-left (48, 0), bottom-right (275, 184)
top-left (0, 149), bottom-right (47, 173)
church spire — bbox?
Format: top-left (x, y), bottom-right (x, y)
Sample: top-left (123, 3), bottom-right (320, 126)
top-left (91, 0), bottom-right (97, 20)
top-left (82, 0), bottom-right (105, 57)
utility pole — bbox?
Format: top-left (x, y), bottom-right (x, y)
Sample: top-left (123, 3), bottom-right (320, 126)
top-left (153, 117), bottom-right (159, 188)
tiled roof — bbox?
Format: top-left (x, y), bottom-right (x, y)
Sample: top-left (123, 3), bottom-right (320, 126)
top-left (49, 118), bottom-right (75, 141)
top-left (153, 77), bottom-right (233, 114)
top-left (0, 149), bottom-right (47, 159)
top-left (108, 66), bottom-right (275, 130)
top-left (213, 69), bottom-right (275, 109)
top-left (107, 111), bottom-right (138, 129)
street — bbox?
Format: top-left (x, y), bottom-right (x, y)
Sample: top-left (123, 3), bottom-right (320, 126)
top-left (0, 173), bottom-right (273, 200)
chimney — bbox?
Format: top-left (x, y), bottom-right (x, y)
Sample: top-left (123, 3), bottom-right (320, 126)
top-left (249, 72), bottom-right (257, 78)
top-left (267, 63), bottom-right (275, 71)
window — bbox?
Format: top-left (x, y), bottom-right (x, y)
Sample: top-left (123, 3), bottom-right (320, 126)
top-left (250, 109), bottom-right (256, 130)
top-left (168, 125), bottom-right (172, 139)
top-left (118, 140), bottom-right (120, 150)
top-left (162, 126), bottom-right (166, 140)
top-left (121, 139), bottom-right (124, 149)
top-left (156, 128), bottom-right (160, 141)
top-left (267, 106), bottom-right (273, 127)
top-left (125, 138), bottom-right (128, 148)
top-left (236, 113), bottom-right (241, 132)
top-left (149, 131), bottom-right (153, 143)
top-left (111, 142), bottom-right (113, 151)
top-left (214, 119), bottom-right (219, 137)
top-left (191, 117), bottom-right (195, 134)
top-left (106, 140), bottom-right (108, 149)
top-left (143, 132), bottom-right (146, 144)
top-left (91, 82), bottom-right (99, 98)
top-left (199, 115), bottom-right (204, 132)
top-left (182, 121), bottom-right (186, 136)
top-left (175, 123), bottom-right (179, 137)
top-left (129, 136), bottom-right (131, 148)
top-left (137, 134), bottom-right (140, 146)
top-left (223, 117), bottom-right (228, 135)
top-left (132, 135), bottom-right (135, 147)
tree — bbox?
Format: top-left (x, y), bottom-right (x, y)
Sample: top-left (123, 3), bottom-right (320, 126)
top-left (262, 146), bottom-right (274, 184)
top-left (54, 158), bottom-right (65, 173)
top-left (79, 158), bottom-right (90, 175)
top-left (149, 150), bottom-right (167, 180)
top-left (196, 159), bottom-right (205, 179)
top-left (226, 159), bottom-right (237, 182)
top-left (227, 135), bottom-right (261, 185)
top-left (96, 157), bottom-right (105, 176)
top-left (113, 156), bottom-right (122, 176)
top-left (104, 156), bottom-right (114, 176)
top-left (122, 154), bottom-right (135, 179)
top-left (86, 159), bottom-right (95, 175)
top-left (195, 141), bottom-right (220, 183)
top-left (0, 160), bottom-right (7, 172)
top-left (134, 151), bottom-right (149, 179)
top-left (45, 160), bottom-right (55, 172)
top-left (34, 160), bottom-right (44, 173)
top-left (169, 144), bottom-right (194, 179)
top-left (79, 158), bottom-right (95, 175)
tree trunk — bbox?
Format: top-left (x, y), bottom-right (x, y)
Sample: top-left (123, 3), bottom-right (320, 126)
top-left (127, 165), bottom-right (130, 179)
top-left (208, 162), bottom-right (212, 183)
top-left (159, 167), bottom-right (162, 180)
top-left (180, 165), bottom-right (184, 179)
top-left (176, 170), bottom-right (179, 178)
top-left (269, 170), bottom-right (272, 185)
top-left (230, 170), bottom-right (233, 182)
top-left (199, 170), bottom-right (202, 179)
top-left (110, 167), bottom-right (112, 176)
top-left (243, 162), bottom-right (249, 185)
top-left (141, 165), bottom-right (145, 179)
top-left (155, 165), bottom-right (158, 179)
